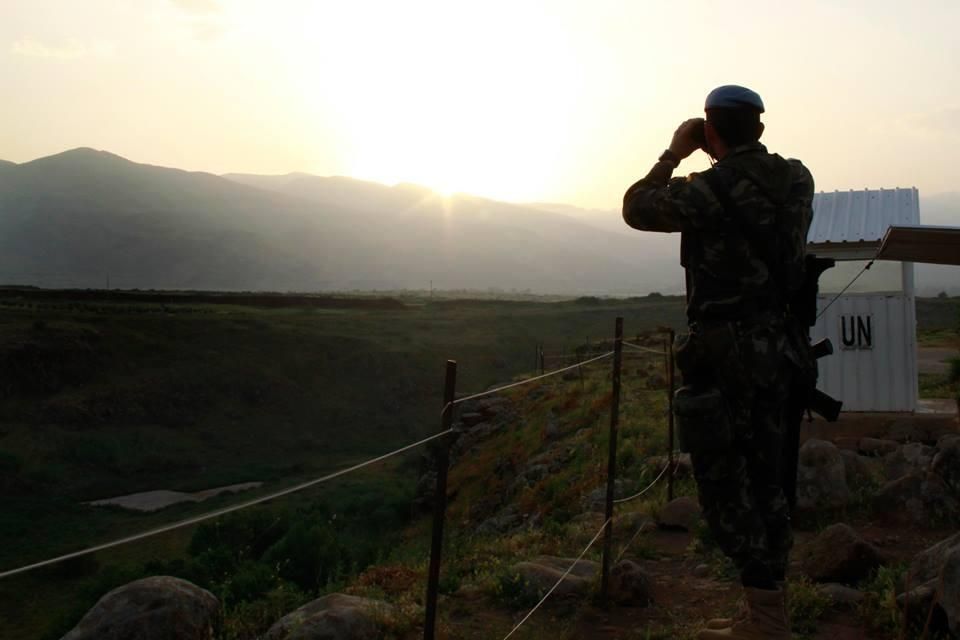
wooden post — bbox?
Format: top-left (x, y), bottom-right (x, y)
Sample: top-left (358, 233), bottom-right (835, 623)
top-left (539, 345), bottom-right (545, 375)
top-left (424, 360), bottom-right (456, 640)
top-left (667, 329), bottom-right (676, 502)
top-left (601, 317), bottom-right (623, 602)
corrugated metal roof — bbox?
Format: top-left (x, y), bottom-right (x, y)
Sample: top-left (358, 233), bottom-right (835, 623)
top-left (877, 224), bottom-right (960, 265)
top-left (808, 188), bottom-right (920, 245)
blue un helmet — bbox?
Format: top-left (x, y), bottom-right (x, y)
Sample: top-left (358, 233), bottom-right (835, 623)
top-left (704, 85), bottom-right (765, 113)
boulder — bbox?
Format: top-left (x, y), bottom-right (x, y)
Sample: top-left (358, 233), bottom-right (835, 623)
top-left (932, 436), bottom-right (960, 494)
top-left (873, 472), bottom-right (960, 524)
top-left (511, 556), bottom-right (598, 599)
top-left (882, 443), bottom-right (935, 481)
top-left (608, 560), bottom-right (654, 606)
top-left (656, 496), bottom-right (701, 531)
top-left (801, 523), bottom-right (885, 584)
top-left (796, 439), bottom-right (851, 511)
top-left (839, 450), bottom-right (881, 490)
top-left (858, 437), bottom-right (900, 457)
top-left (477, 505), bottom-right (522, 536)
top-left (583, 480), bottom-right (625, 513)
top-left (62, 576), bottom-right (220, 640)
top-left (900, 532), bottom-right (960, 634)
top-left (647, 453), bottom-right (693, 478)
top-left (817, 583), bottom-right (865, 606)
top-left (460, 412), bottom-right (485, 427)
top-left (263, 593), bottom-right (391, 640)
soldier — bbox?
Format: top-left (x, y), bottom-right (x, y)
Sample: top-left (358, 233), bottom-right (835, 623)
top-left (622, 85), bottom-right (814, 639)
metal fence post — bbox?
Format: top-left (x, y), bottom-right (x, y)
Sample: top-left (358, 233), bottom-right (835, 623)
top-left (667, 329), bottom-right (676, 501)
top-left (424, 360), bottom-right (456, 640)
top-left (601, 317), bottom-right (623, 602)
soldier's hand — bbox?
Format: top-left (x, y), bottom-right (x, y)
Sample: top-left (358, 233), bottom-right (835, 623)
top-left (668, 118), bottom-right (706, 160)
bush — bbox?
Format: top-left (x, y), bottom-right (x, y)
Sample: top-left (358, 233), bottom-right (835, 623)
top-left (787, 576), bottom-right (829, 637)
top-left (493, 569), bottom-right (540, 609)
top-left (263, 520), bottom-right (344, 592)
top-left (859, 564), bottom-right (906, 636)
top-left (948, 356), bottom-right (960, 384)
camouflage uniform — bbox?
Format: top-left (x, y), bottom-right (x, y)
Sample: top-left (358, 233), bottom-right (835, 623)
top-left (622, 142), bottom-right (814, 580)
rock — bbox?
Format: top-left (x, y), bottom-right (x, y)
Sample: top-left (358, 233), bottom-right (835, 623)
top-left (454, 584), bottom-right (484, 601)
top-left (583, 480), bottom-right (625, 513)
top-left (512, 556), bottom-right (598, 599)
top-left (902, 532), bottom-right (960, 633)
top-left (886, 420), bottom-right (924, 443)
top-left (839, 450), bottom-right (881, 490)
top-left (263, 593), bottom-right (391, 640)
top-left (62, 576), bottom-right (220, 640)
top-left (412, 471), bottom-right (436, 511)
top-left (657, 496), bottom-right (701, 531)
top-left (882, 443), bottom-right (936, 481)
top-left (932, 436), bottom-right (960, 494)
top-left (477, 506), bottom-right (522, 536)
top-left (474, 396), bottom-right (515, 419)
top-left (796, 439), bottom-right (851, 511)
top-left (801, 523), bottom-right (885, 583)
top-left (544, 415), bottom-right (560, 441)
top-left (646, 374), bottom-right (666, 389)
top-left (647, 453), bottom-right (693, 478)
top-left (817, 583), bottom-right (865, 606)
top-left (873, 472), bottom-right (960, 524)
top-left (693, 564), bottom-right (711, 578)
top-left (451, 422), bottom-right (502, 457)
top-left (460, 412), bottom-right (485, 427)
top-left (858, 437), bottom-right (900, 457)
top-left (608, 560), bottom-right (654, 606)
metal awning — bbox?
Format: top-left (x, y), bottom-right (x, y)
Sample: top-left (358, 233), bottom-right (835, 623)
top-left (877, 225), bottom-right (960, 266)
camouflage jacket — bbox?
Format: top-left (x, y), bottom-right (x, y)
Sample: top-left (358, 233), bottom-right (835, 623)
top-left (623, 142), bottom-right (814, 323)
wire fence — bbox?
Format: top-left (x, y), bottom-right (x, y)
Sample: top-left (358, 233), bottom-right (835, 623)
top-left (1, 317), bottom-right (679, 640)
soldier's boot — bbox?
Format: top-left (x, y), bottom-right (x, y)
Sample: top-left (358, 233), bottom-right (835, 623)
top-left (704, 580), bottom-right (787, 629)
top-left (697, 587), bottom-right (790, 639)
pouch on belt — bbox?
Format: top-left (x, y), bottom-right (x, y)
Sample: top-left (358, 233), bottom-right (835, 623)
top-left (673, 385), bottom-right (732, 453)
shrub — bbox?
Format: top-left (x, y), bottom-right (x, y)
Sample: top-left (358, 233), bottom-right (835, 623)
top-left (787, 576), bottom-right (829, 637)
top-left (493, 568), bottom-right (540, 609)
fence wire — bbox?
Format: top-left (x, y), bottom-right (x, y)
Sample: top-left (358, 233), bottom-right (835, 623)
top-left (620, 340), bottom-right (668, 356)
top-left (500, 516), bottom-right (611, 640)
top-left (453, 351), bottom-right (614, 406)
top-left (0, 428), bottom-right (455, 580)
top-left (613, 461), bottom-right (671, 505)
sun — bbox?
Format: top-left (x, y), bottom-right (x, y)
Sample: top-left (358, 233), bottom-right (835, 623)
top-left (288, 2), bottom-right (588, 203)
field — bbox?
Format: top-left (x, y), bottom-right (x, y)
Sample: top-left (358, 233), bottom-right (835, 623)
top-left (0, 290), bottom-right (688, 638)
top-left (0, 291), bottom-right (956, 639)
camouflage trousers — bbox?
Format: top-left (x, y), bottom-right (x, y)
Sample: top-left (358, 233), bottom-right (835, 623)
top-left (681, 321), bottom-right (795, 579)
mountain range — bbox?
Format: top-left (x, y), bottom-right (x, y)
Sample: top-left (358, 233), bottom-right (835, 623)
top-left (0, 148), bottom-right (680, 294)
top-left (0, 148), bottom-right (955, 294)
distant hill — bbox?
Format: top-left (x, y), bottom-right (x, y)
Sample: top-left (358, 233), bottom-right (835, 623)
top-left (0, 147), bottom-right (687, 293)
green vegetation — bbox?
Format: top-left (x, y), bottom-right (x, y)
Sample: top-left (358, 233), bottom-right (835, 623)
top-left (0, 292), bottom-right (684, 638)
top-left (2, 292), bottom-right (956, 638)
top-left (786, 576), bottom-right (829, 638)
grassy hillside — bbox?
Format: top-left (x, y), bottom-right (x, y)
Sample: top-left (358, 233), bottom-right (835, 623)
top-left (1, 292), bottom-right (955, 639)
top-left (0, 292), bottom-right (685, 638)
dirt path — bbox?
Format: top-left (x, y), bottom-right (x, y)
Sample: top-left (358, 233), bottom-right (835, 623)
top-left (86, 481), bottom-right (262, 512)
top-left (918, 346), bottom-right (957, 374)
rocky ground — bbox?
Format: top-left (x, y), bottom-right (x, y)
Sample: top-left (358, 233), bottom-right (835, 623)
top-left (58, 373), bottom-right (960, 640)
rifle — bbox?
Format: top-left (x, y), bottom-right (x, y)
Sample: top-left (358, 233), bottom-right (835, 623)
top-left (782, 255), bottom-right (843, 511)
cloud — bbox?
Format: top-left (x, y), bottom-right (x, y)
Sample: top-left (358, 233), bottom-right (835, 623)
top-left (10, 37), bottom-right (114, 60)
top-left (170, 0), bottom-right (222, 15)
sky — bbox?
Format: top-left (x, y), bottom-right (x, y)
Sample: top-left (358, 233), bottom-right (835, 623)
top-left (2, 0), bottom-right (959, 209)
